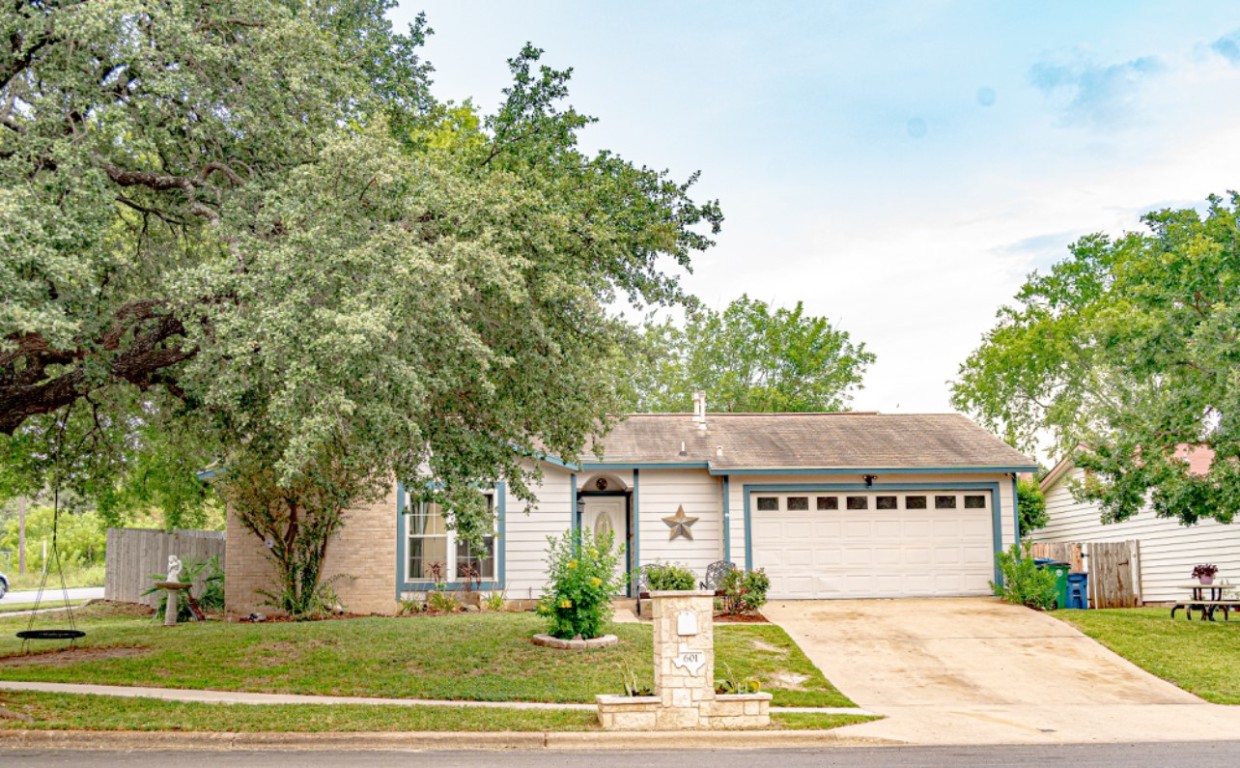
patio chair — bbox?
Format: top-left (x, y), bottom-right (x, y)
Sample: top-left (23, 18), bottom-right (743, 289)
top-left (700, 560), bottom-right (737, 593)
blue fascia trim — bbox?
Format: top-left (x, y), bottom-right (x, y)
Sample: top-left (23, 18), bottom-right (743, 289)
top-left (632, 469), bottom-right (641, 575)
top-left (741, 481), bottom-right (1005, 584)
top-left (535, 452), bottom-right (581, 471)
top-left (713, 465), bottom-right (1038, 476)
top-left (394, 480), bottom-right (507, 595)
top-left (722, 475), bottom-right (731, 562)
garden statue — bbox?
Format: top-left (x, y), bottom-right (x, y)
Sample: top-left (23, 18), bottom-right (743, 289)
top-left (166, 555), bottom-right (183, 584)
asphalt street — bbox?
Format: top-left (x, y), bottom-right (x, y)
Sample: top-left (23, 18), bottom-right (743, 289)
top-left (0, 587), bottom-right (103, 605)
top-left (6, 745), bottom-right (1240, 768)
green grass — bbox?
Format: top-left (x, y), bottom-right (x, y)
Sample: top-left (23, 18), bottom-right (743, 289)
top-left (0, 606), bottom-right (854, 708)
top-left (0, 691), bottom-right (873, 732)
top-left (0, 602), bottom-right (88, 615)
top-left (1055, 607), bottom-right (1240, 704)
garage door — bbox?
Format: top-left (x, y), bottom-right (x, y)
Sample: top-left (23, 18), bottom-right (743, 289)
top-left (751, 491), bottom-right (995, 599)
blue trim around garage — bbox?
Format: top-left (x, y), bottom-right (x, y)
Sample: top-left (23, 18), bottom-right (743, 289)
top-left (714, 465), bottom-right (1037, 476)
top-left (741, 481), bottom-right (1006, 585)
top-left (570, 473), bottom-right (578, 541)
top-left (722, 475), bottom-right (731, 563)
top-left (394, 481), bottom-right (507, 595)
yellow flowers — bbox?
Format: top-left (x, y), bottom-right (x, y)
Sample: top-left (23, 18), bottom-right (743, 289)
top-left (589, 548), bottom-right (598, 557)
top-left (560, 598), bottom-right (573, 608)
top-left (568, 560), bottom-right (578, 569)
top-left (590, 577), bottom-right (602, 587)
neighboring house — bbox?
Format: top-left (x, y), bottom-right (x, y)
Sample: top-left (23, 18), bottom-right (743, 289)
top-left (1035, 448), bottom-right (1239, 604)
top-left (225, 406), bottom-right (1036, 615)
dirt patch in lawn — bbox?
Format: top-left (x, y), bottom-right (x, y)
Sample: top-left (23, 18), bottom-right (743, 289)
top-left (750, 639), bottom-right (788, 655)
top-left (713, 613), bottom-right (768, 623)
top-left (0, 646), bottom-right (148, 667)
top-left (769, 671), bottom-right (810, 690)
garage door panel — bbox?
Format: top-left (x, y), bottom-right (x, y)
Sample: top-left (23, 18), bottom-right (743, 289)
top-left (752, 491), bottom-right (996, 599)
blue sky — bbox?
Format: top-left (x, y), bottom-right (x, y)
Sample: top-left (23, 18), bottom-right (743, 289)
top-left (391, 1), bottom-right (1240, 414)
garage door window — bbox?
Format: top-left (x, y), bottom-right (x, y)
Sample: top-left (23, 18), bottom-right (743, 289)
top-left (905, 495), bottom-right (927, 509)
top-left (787, 496), bottom-right (809, 511)
top-left (817, 496), bottom-right (838, 510)
top-left (756, 497), bottom-right (780, 511)
top-left (846, 496), bottom-right (868, 510)
top-left (876, 496), bottom-right (897, 510)
top-left (935, 495), bottom-right (957, 509)
top-left (964, 495), bottom-right (987, 509)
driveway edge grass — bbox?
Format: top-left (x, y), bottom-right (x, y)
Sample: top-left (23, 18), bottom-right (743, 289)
top-left (1053, 607), bottom-right (1240, 705)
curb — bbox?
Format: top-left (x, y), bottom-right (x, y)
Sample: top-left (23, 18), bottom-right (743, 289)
top-left (0, 729), bottom-right (900, 752)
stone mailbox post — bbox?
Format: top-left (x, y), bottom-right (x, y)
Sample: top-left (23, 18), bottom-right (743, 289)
top-left (596, 590), bottom-right (771, 730)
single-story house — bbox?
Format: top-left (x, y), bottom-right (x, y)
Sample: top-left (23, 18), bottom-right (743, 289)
top-left (225, 408), bottom-right (1036, 615)
top-left (1034, 448), bottom-right (1239, 604)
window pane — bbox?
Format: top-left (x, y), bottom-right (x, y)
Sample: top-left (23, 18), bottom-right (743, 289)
top-left (875, 496), bottom-right (897, 510)
top-left (408, 536), bottom-right (448, 580)
top-left (905, 495), bottom-right (927, 509)
top-left (846, 496), bottom-right (868, 510)
top-left (457, 536), bottom-right (496, 581)
top-left (964, 495), bottom-right (987, 509)
top-left (756, 497), bottom-right (779, 511)
top-left (935, 495), bottom-right (957, 509)
top-left (817, 496), bottom-right (838, 510)
top-left (411, 502), bottom-right (447, 536)
top-left (786, 496), bottom-right (809, 511)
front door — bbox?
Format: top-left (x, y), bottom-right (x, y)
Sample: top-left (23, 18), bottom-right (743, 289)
top-left (582, 497), bottom-right (627, 591)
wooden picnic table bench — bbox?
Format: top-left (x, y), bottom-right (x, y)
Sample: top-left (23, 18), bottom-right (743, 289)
top-left (1170, 583), bottom-right (1240, 621)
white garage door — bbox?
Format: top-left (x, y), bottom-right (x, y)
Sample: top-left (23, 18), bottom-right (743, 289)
top-left (751, 491), bottom-right (995, 599)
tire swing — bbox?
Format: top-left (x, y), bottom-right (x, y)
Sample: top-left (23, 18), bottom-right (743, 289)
top-left (17, 421), bottom-right (86, 652)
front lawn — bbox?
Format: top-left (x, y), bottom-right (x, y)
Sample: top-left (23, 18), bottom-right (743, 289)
top-left (1055, 607), bottom-right (1240, 704)
top-left (0, 605), bottom-right (854, 709)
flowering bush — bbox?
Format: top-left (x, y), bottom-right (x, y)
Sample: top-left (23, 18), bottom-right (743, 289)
top-left (538, 529), bottom-right (625, 639)
top-left (719, 568), bottom-right (770, 615)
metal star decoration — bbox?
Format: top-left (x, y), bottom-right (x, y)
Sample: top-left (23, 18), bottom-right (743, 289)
top-left (662, 505), bottom-right (699, 541)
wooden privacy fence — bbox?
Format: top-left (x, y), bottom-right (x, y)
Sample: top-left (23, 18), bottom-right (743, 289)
top-left (1028, 542), bottom-right (1084, 572)
top-left (1029, 539), bottom-right (1142, 608)
top-left (105, 528), bottom-right (225, 608)
top-left (1086, 540), bottom-right (1141, 609)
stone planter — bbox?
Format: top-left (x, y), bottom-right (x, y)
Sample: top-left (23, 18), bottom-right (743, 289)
top-left (531, 633), bottom-right (618, 650)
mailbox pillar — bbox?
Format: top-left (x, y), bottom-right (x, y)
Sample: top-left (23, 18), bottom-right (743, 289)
top-left (650, 590), bottom-right (716, 728)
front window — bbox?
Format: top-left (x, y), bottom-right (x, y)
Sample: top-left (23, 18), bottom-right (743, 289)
top-left (407, 494), bottom-right (496, 583)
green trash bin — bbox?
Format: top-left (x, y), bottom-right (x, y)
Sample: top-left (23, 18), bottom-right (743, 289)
top-left (1034, 559), bottom-right (1071, 610)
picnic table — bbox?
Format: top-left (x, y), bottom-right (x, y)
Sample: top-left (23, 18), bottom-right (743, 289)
top-left (1170, 583), bottom-right (1240, 621)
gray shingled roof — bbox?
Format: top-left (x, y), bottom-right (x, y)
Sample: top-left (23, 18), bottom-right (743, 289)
top-left (585, 413), bottom-right (1035, 470)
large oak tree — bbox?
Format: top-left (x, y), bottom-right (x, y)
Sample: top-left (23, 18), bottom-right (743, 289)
top-left (953, 195), bottom-right (1239, 526)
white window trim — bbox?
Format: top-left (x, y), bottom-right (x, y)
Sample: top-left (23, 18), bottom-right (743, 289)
top-left (405, 494), bottom-right (497, 583)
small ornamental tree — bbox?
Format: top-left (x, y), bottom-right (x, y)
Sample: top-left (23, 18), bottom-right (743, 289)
top-left (539, 530), bottom-right (625, 640)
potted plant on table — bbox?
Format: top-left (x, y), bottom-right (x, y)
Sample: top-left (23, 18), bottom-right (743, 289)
top-left (1191, 564), bottom-right (1219, 585)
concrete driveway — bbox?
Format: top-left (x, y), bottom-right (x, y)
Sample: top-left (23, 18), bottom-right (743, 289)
top-left (764, 597), bottom-right (1240, 745)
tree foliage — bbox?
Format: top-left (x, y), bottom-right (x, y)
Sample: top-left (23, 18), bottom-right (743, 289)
top-left (1, 3), bottom-right (722, 613)
top-left (634, 295), bottom-right (874, 412)
top-left (953, 195), bottom-right (1240, 525)
top-left (1016, 477), bottom-right (1047, 536)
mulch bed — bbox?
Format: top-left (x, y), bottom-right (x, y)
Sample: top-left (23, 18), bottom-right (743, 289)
top-left (713, 613), bottom-right (768, 623)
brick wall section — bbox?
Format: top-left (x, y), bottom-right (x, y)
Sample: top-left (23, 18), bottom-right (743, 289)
top-left (225, 486), bottom-right (399, 617)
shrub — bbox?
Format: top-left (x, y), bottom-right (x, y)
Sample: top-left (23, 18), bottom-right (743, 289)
top-left (991, 544), bottom-right (1058, 610)
top-left (644, 561), bottom-right (697, 591)
top-left (720, 568), bottom-right (769, 615)
top-left (538, 529), bottom-right (625, 640)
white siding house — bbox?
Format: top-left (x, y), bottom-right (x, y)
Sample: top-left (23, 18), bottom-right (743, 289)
top-left (227, 410), bottom-right (1037, 615)
top-left (1036, 460), bottom-right (1240, 604)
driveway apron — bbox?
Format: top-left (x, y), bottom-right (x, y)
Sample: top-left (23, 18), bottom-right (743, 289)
top-left (764, 597), bottom-right (1240, 745)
